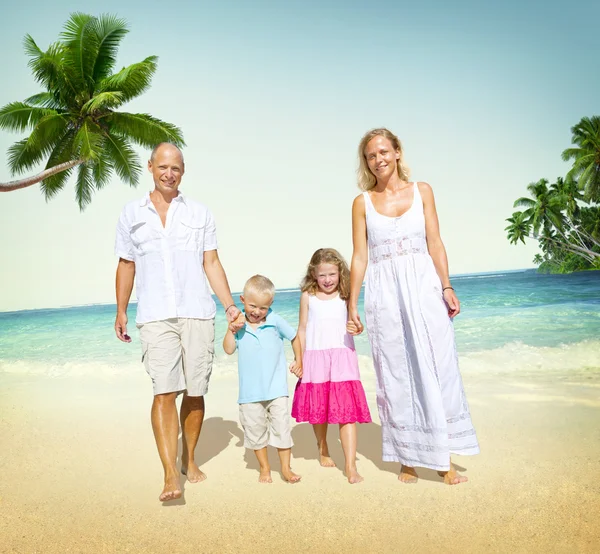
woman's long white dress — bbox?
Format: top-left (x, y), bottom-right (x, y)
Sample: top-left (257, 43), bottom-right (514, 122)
top-left (363, 183), bottom-right (479, 470)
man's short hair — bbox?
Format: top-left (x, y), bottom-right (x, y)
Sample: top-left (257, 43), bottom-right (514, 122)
top-left (243, 275), bottom-right (276, 299)
top-left (150, 143), bottom-right (185, 163)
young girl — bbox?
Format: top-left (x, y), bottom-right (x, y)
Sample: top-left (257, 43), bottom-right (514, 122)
top-left (291, 248), bottom-right (371, 484)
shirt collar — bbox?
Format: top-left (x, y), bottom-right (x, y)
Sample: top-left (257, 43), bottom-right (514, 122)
top-left (140, 191), bottom-right (187, 207)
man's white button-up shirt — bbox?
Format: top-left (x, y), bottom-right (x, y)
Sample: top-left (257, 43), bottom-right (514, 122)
top-left (115, 192), bottom-right (218, 324)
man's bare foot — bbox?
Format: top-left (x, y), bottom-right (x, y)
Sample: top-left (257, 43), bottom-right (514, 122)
top-left (259, 468), bottom-right (272, 483)
top-left (345, 467), bottom-right (364, 484)
top-left (282, 469), bottom-right (302, 483)
top-left (438, 467), bottom-right (468, 485)
top-left (399, 465), bottom-right (418, 483)
top-left (159, 476), bottom-right (182, 502)
top-left (319, 455), bottom-right (336, 467)
top-left (181, 462), bottom-right (207, 484)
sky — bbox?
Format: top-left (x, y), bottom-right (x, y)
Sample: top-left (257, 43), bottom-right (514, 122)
top-left (0, 0), bottom-right (598, 312)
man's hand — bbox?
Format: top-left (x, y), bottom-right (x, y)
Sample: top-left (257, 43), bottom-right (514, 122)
top-left (227, 306), bottom-right (244, 333)
top-left (289, 360), bottom-right (303, 378)
top-left (115, 312), bottom-right (132, 343)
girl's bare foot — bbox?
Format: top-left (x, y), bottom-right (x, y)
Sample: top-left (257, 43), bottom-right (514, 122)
top-left (345, 466), bottom-right (364, 484)
top-left (319, 455), bottom-right (336, 467)
top-left (399, 465), bottom-right (418, 483)
top-left (438, 467), bottom-right (468, 485)
top-left (258, 468), bottom-right (272, 483)
top-left (282, 469), bottom-right (302, 483)
top-left (159, 476), bottom-right (182, 502)
top-left (181, 462), bottom-right (207, 484)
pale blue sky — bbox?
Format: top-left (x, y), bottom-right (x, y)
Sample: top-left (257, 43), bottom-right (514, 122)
top-left (0, 0), bottom-right (598, 311)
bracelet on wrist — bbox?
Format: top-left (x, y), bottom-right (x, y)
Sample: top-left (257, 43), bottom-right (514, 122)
top-left (225, 304), bottom-right (237, 314)
top-left (442, 286), bottom-right (454, 292)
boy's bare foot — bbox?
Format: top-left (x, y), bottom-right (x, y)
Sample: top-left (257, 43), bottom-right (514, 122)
top-left (159, 476), bottom-right (182, 502)
top-left (399, 465), bottom-right (418, 483)
top-left (181, 462), bottom-right (207, 484)
top-left (319, 455), bottom-right (336, 467)
top-left (345, 467), bottom-right (364, 484)
top-left (282, 469), bottom-right (302, 483)
top-left (258, 468), bottom-right (273, 483)
top-left (438, 467), bottom-right (468, 485)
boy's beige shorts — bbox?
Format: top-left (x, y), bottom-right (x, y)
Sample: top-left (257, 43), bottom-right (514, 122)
top-left (137, 318), bottom-right (215, 396)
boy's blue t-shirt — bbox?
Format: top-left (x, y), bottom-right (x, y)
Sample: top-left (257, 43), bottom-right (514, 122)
top-left (235, 310), bottom-right (297, 404)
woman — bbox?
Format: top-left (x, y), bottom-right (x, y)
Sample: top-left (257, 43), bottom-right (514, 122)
top-left (348, 128), bottom-right (479, 484)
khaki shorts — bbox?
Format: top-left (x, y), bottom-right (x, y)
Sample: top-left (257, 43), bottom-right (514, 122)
top-left (239, 396), bottom-right (293, 450)
top-left (137, 318), bottom-right (215, 396)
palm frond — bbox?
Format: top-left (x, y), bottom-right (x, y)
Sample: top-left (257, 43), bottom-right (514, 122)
top-left (81, 91), bottom-right (124, 113)
top-left (40, 130), bottom-right (77, 200)
top-left (73, 119), bottom-right (104, 161)
top-left (102, 132), bottom-right (141, 186)
top-left (513, 197), bottom-right (534, 209)
top-left (75, 162), bottom-right (94, 210)
top-left (106, 111), bottom-right (185, 147)
top-left (91, 149), bottom-right (114, 190)
top-left (23, 92), bottom-right (65, 110)
top-left (60, 12), bottom-right (98, 94)
top-left (0, 102), bottom-right (57, 132)
top-left (98, 56), bottom-right (157, 103)
top-left (91, 14), bottom-right (129, 84)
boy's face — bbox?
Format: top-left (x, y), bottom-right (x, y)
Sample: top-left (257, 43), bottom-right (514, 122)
top-left (240, 291), bottom-right (274, 324)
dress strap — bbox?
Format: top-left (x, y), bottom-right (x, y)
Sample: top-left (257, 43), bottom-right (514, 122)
top-left (363, 191), bottom-right (373, 211)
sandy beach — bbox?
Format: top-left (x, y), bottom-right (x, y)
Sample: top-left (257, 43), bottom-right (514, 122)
top-left (1, 360), bottom-right (599, 554)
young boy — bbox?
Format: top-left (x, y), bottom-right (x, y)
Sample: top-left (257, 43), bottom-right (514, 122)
top-left (223, 275), bottom-right (303, 483)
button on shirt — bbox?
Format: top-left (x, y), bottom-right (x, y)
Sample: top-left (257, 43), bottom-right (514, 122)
top-left (115, 192), bottom-right (218, 324)
top-left (235, 311), bottom-right (297, 404)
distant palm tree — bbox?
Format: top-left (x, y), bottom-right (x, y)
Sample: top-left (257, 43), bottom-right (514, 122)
top-left (0, 13), bottom-right (185, 209)
top-left (550, 176), bottom-right (584, 220)
top-left (532, 253), bottom-right (544, 266)
top-left (513, 178), bottom-right (564, 236)
top-left (562, 116), bottom-right (600, 202)
top-left (505, 211), bottom-right (530, 245)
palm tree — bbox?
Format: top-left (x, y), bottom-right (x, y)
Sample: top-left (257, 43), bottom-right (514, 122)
top-left (0, 13), bottom-right (185, 209)
top-left (513, 178), bottom-right (565, 236)
top-left (505, 211), bottom-right (531, 245)
top-left (549, 176), bottom-right (584, 219)
top-left (562, 116), bottom-right (600, 202)
top-left (532, 253), bottom-right (544, 266)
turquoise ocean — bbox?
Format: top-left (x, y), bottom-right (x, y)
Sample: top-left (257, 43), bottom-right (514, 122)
top-left (1, 269), bottom-right (599, 378)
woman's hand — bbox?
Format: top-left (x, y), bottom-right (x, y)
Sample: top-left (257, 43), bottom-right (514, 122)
top-left (443, 288), bottom-right (461, 318)
top-left (347, 306), bottom-right (364, 335)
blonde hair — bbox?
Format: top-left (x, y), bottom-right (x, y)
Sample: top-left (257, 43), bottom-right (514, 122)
top-left (357, 128), bottom-right (410, 191)
top-left (300, 248), bottom-right (350, 300)
top-left (243, 275), bottom-right (276, 299)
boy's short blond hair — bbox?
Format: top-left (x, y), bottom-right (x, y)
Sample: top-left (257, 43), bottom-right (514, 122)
top-left (243, 275), bottom-right (276, 299)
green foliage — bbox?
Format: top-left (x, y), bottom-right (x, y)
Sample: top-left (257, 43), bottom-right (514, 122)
top-left (0, 13), bottom-right (185, 209)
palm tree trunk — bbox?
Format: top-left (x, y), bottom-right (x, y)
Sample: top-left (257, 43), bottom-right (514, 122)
top-left (0, 159), bottom-right (83, 192)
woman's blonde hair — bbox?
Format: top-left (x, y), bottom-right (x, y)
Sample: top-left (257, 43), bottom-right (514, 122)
top-left (300, 248), bottom-right (350, 300)
top-left (357, 128), bottom-right (410, 191)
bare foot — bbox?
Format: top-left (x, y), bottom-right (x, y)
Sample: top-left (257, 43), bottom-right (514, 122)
top-left (159, 476), bottom-right (182, 502)
top-left (345, 467), bottom-right (364, 484)
top-left (181, 462), bottom-right (207, 484)
top-left (438, 467), bottom-right (468, 485)
top-left (259, 468), bottom-right (272, 483)
top-left (282, 469), bottom-right (302, 483)
top-left (399, 465), bottom-right (418, 483)
top-left (319, 455), bottom-right (336, 468)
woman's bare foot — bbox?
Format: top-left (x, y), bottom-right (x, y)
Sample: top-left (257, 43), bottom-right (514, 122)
top-left (345, 466), bottom-right (364, 484)
top-left (258, 468), bottom-right (272, 483)
top-left (438, 467), bottom-right (468, 485)
top-left (159, 476), bottom-right (182, 502)
top-left (181, 462), bottom-right (207, 484)
top-left (399, 465), bottom-right (418, 483)
top-left (282, 469), bottom-right (302, 483)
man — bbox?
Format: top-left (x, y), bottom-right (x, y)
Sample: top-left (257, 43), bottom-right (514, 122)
top-left (114, 143), bottom-right (242, 502)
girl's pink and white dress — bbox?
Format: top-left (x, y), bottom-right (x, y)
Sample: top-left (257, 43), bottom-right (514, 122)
top-left (291, 294), bottom-right (371, 424)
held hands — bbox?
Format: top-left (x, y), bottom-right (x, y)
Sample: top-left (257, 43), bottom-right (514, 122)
top-left (289, 359), bottom-right (303, 378)
top-left (115, 312), bottom-right (132, 343)
top-left (226, 305), bottom-right (245, 333)
top-left (346, 307), bottom-right (364, 336)
top-left (443, 288), bottom-right (461, 318)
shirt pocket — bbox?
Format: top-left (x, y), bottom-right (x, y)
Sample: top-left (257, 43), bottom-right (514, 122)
top-left (130, 221), bottom-right (157, 256)
top-left (177, 219), bottom-right (205, 251)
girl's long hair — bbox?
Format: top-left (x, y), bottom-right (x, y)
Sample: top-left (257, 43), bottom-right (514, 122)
top-left (300, 248), bottom-right (350, 300)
